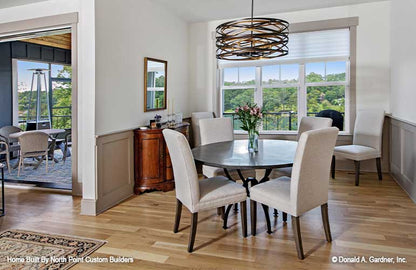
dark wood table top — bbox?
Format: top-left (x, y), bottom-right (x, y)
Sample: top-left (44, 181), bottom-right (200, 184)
top-left (192, 139), bottom-right (297, 170)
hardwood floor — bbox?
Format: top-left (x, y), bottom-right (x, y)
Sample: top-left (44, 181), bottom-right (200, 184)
top-left (1, 172), bottom-right (416, 269)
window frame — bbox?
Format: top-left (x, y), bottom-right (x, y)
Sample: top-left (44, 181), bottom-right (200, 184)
top-left (217, 18), bottom-right (358, 135)
top-left (220, 59), bottom-right (350, 134)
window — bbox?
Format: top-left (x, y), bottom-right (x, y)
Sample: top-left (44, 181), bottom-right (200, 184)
top-left (15, 60), bottom-right (72, 130)
top-left (219, 28), bottom-right (351, 132)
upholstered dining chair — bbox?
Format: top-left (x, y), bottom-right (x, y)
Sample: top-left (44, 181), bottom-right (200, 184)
top-left (270, 116), bottom-right (333, 219)
top-left (271, 116), bottom-right (333, 179)
top-left (250, 127), bottom-right (339, 259)
top-left (332, 109), bottom-right (385, 186)
top-left (163, 129), bottom-right (247, 252)
top-left (17, 131), bottom-right (49, 177)
top-left (191, 112), bottom-right (214, 147)
top-left (199, 118), bottom-right (234, 178)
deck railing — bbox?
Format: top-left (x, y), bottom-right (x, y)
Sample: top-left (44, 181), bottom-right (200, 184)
top-left (223, 111), bottom-right (342, 131)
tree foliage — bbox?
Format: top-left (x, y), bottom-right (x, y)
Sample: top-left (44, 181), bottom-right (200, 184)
top-left (223, 71), bottom-right (346, 131)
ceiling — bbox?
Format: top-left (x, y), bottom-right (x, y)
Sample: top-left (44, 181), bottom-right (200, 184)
top-left (0, 0), bottom-right (47, 9)
top-left (153, 0), bottom-right (388, 22)
top-left (24, 33), bottom-right (71, 50)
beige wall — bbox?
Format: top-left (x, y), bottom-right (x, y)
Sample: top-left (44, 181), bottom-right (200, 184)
top-left (94, 0), bottom-right (190, 136)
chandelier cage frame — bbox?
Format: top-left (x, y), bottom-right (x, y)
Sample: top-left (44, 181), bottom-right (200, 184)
top-left (215, 0), bottom-right (289, 61)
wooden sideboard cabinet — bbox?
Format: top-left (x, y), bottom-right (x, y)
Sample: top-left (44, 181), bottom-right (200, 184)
top-left (134, 123), bottom-right (190, 194)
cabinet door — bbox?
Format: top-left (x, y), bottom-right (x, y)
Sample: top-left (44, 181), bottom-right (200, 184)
top-left (138, 133), bottom-right (164, 184)
top-left (165, 145), bottom-right (173, 181)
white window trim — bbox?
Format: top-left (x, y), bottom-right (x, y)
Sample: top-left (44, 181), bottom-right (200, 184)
top-left (216, 17), bottom-right (358, 135)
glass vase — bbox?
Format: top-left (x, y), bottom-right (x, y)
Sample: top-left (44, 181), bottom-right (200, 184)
top-left (248, 129), bottom-right (259, 152)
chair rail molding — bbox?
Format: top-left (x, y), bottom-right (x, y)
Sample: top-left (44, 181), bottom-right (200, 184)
top-left (390, 116), bottom-right (416, 203)
top-left (81, 129), bottom-right (134, 215)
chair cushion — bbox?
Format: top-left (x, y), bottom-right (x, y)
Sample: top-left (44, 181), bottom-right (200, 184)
top-left (202, 165), bottom-right (224, 178)
top-left (270, 167), bottom-right (292, 178)
top-left (197, 176), bottom-right (247, 212)
top-left (334, 145), bottom-right (380, 161)
top-left (250, 176), bottom-right (295, 216)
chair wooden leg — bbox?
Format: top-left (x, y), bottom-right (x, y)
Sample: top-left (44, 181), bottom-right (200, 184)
top-left (261, 204), bottom-right (272, 234)
top-left (188, 212), bottom-right (198, 253)
top-left (321, 203), bottom-right (332, 242)
top-left (292, 216), bottom-right (304, 260)
top-left (250, 200), bottom-right (257, 236)
top-left (354, 160), bottom-right (360, 186)
top-left (240, 201), bottom-right (247, 237)
top-left (376, 158), bottom-right (382, 181)
top-left (173, 199), bottom-right (182, 233)
top-left (234, 203), bottom-right (239, 213)
top-left (331, 155), bottom-right (335, 179)
top-left (223, 204), bottom-right (233, 229)
top-left (282, 212), bottom-right (287, 222)
top-left (45, 154), bottom-right (48, 173)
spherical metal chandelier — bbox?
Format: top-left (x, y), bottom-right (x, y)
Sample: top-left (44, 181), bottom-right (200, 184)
top-left (216, 0), bottom-right (289, 61)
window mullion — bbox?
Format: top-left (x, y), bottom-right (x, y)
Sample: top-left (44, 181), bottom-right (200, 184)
top-left (255, 66), bottom-right (263, 130)
top-left (298, 64), bottom-right (307, 122)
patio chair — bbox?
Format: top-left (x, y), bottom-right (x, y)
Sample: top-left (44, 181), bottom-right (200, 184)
top-left (0, 141), bottom-right (11, 173)
top-left (17, 131), bottom-right (49, 177)
top-left (0, 126), bottom-right (22, 154)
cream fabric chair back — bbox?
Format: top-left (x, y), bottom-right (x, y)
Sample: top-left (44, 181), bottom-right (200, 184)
top-left (353, 109), bottom-right (385, 152)
top-left (290, 127), bottom-right (338, 216)
top-left (199, 118), bottom-right (233, 146)
top-left (18, 131), bottom-right (49, 154)
top-left (191, 112), bottom-right (214, 147)
top-left (297, 117), bottom-right (333, 140)
top-left (163, 129), bottom-right (200, 212)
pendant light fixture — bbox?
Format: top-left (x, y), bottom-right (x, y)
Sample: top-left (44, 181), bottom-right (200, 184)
top-left (216, 0), bottom-right (289, 61)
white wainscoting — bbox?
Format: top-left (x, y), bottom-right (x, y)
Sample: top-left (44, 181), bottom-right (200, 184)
top-left (390, 117), bottom-right (416, 203)
top-left (95, 130), bottom-right (134, 214)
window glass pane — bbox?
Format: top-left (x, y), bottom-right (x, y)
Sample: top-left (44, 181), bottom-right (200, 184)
top-left (223, 68), bottom-right (238, 86)
top-left (51, 66), bottom-right (72, 129)
top-left (224, 67), bottom-right (255, 86)
top-left (51, 64), bottom-right (71, 78)
top-left (326, 61), bottom-right (346, 81)
top-left (262, 65), bottom-right (279, 84)
top-left (239, 67), bottom-right (255, 85)
top-left (307, 85), bottom-right (345, 121)
top-left (306, 62), bottom-right (325, 82)
top-left (262, 87), bottom-right (298, 130)
top-left (223, 88), bottom-right (255, 130)
top-left (281, 64), bottom-right (299, 83)
top-left (17, 60), bottom-right (49, 130)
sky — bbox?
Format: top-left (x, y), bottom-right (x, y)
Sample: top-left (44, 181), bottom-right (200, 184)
top-left (224, 61), bottom-right (346, 83)
top-left (17, 60), bottom-right (67, 91)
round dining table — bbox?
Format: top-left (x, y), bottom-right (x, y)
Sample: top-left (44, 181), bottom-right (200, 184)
top-left (192, 139), bottom-right (297, 189)
top-left (192, 139), bottom-right (298, 235)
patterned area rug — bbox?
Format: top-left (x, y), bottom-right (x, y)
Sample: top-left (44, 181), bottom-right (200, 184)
top-left (2, 149), bottom-right (72, 186)
top-left (0, 230), bottom-right (106, 270)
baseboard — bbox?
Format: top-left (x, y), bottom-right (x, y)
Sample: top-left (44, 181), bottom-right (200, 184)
top-left (80, 198), bottom-right (97, 216)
